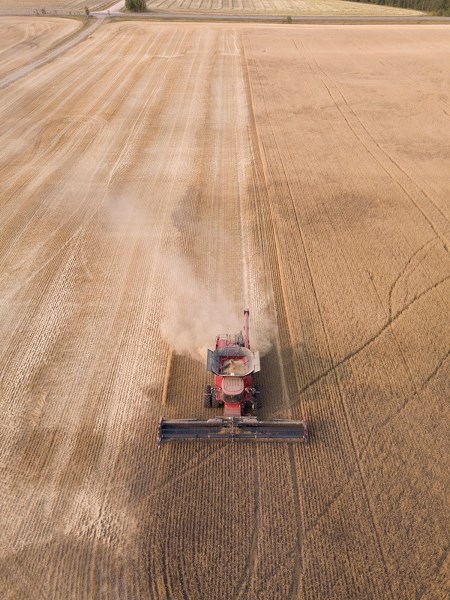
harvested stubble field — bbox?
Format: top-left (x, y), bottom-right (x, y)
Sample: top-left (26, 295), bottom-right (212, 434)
top-left (145, 0), bottom-right (422, 15)
top-left (0, 0), bottom-right (109, 14)
top-left (0, 18), bottom-right (449, 600)
top-left (0, 0), bottom-right (423, 16)
top-left (0, 17), bottom-right (82, 77)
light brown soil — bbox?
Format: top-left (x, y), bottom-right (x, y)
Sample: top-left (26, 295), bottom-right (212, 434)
top-left (0, 17), bottom-right (82, 77)
top-left (145, 0), bottom-right (423, 15)
top-left (0, 0), bottom-right (423, 15)
top-left (0, 1), bottom-right (108, 14)
top-left (0, 19), bottom-right (449, 600)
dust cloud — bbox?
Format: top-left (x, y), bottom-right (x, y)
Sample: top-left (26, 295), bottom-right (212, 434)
top-left (160, 254), bottom-right (275, 362)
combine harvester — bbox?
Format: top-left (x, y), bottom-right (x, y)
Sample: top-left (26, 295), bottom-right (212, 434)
top-left (158, 310), bottom-right (308, 444)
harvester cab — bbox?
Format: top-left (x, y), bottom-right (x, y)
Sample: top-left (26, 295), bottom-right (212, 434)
top-left (158, 310), bottom-right (308, 444)
top-left (206, 313), bottom-right (260, 417)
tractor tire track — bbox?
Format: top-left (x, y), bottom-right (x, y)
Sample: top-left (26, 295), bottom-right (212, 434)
top-left (293, 37), bottom-right (449, 248)
top-left (241, 34), bottom-right (306, 597)
top-left (1, 22), bottom-right (449, 600)
top-left (0, 17), bottom-right (102, 91)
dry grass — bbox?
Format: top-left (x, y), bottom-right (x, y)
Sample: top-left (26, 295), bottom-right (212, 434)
top-left (0, 19), bottom-right (449, 600)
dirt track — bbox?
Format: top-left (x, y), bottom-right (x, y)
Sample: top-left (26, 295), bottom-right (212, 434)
top-left (0, 17), bottom-right (82, 77)
top-left (0, 19), bottom-right (449, 600)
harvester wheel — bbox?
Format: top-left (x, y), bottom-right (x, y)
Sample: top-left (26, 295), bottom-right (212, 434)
top-left (203, 385), bottom-right (212, 408)
top-left (253, 385), bottom-right (262, 409)
top-left (211, 393), bottom-right (220, 409)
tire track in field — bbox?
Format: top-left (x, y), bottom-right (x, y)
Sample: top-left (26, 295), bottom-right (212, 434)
top-left (0, 17), bottom-right (102, 91)
top-left (286, 36), bottom-right (448, 597)
top-left (241, 35), bottom-right (305, 597)
top-left (0, 23), bottom-right (152, 167)
top-left (157, 30), bottom-right (260, 599)
top-left (0, 18), bottom-right (82, 79)
top-left (304, 269), bottom-right (450, 391)
top-left (0, 25), bottom-right (207, 570)
top-left (0, 25), bottom-right (148, 195)
top-left (243, 34), bottom-right (409, 599)
top-left (0, 29), bottom-right (170, 341)
top-left (0, 28), bottom-right (170, 285)
top-left (292, 38), bottom-right (450, 248)
top-left (0, 27), bottom-right (135, 248)
top-left (387, 236), bottom-right (444, 321)
top-left (234, 446), bottom-right (261, 600)
top-left (422, 348), bottom-right (450, 388)
top-left (262, 36), bottom-right (449, 436)
top-left (289, 38), bottom-right (450, 316)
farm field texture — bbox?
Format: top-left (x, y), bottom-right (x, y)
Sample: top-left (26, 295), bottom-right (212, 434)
top-left (145, 0), bottom-right (423, 15)
top-left (0, 19), bottom-right (449, 600)
top-left (0, 0), bottom-right (424, 15)
top-left (0, 0), bottom-right (109, 14)
top-left (0, 17), bottom-right (82, 77)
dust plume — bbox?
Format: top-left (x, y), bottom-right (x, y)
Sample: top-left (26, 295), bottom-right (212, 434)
top-left (160, 255), bottom-right (275, 362)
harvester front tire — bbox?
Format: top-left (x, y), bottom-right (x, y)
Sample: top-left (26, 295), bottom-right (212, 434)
top-left (253, 385), bottom-right (262, 409)
top-left (211, 394), bottom-right (220, 409)
top-left (203, 385), bottom-right (212, 408)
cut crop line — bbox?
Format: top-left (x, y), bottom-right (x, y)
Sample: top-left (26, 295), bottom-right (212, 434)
top-left (0, 225), bottom-right (85, 303)
top-left (0, 230), bottom-right (85, 386)
top-left (234, 447), bottom-right (260, 599)
top-left (161, 350), bottom-right (173, 406)
top-left (244, 56), bottom-right (309, 594)
top-left (0, 26), bottom-right (131, 149)
top-left (287, 446), bottom-right (303, 600)
top-left (240, 37), bottom-right (298, 419)
top-left (242, 38), bottom-right (306, 596)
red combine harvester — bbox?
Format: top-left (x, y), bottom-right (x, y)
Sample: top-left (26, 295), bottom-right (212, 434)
top-left (158, 310), bottom-right (308, 444)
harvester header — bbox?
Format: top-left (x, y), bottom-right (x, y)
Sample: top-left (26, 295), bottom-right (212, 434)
top-left (158, 310), bottom-right (308, 445)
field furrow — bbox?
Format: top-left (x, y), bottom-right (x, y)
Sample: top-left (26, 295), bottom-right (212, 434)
top-left (0, 19), bottom-right (448, 600)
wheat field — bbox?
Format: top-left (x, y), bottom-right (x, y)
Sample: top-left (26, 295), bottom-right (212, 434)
top-left (145, 0), bottom-right (423, 15)
top-left (0, 0), bottom-right (424, 15)
top-left (0, 19), bottom-right (448, 600)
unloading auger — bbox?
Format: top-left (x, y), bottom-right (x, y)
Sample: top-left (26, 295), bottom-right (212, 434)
top-left (158, 310), bottom-right (308, 445)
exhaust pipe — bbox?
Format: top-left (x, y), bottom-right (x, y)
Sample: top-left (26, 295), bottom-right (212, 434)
top-left (243, 309), bottom-right (250, 349)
